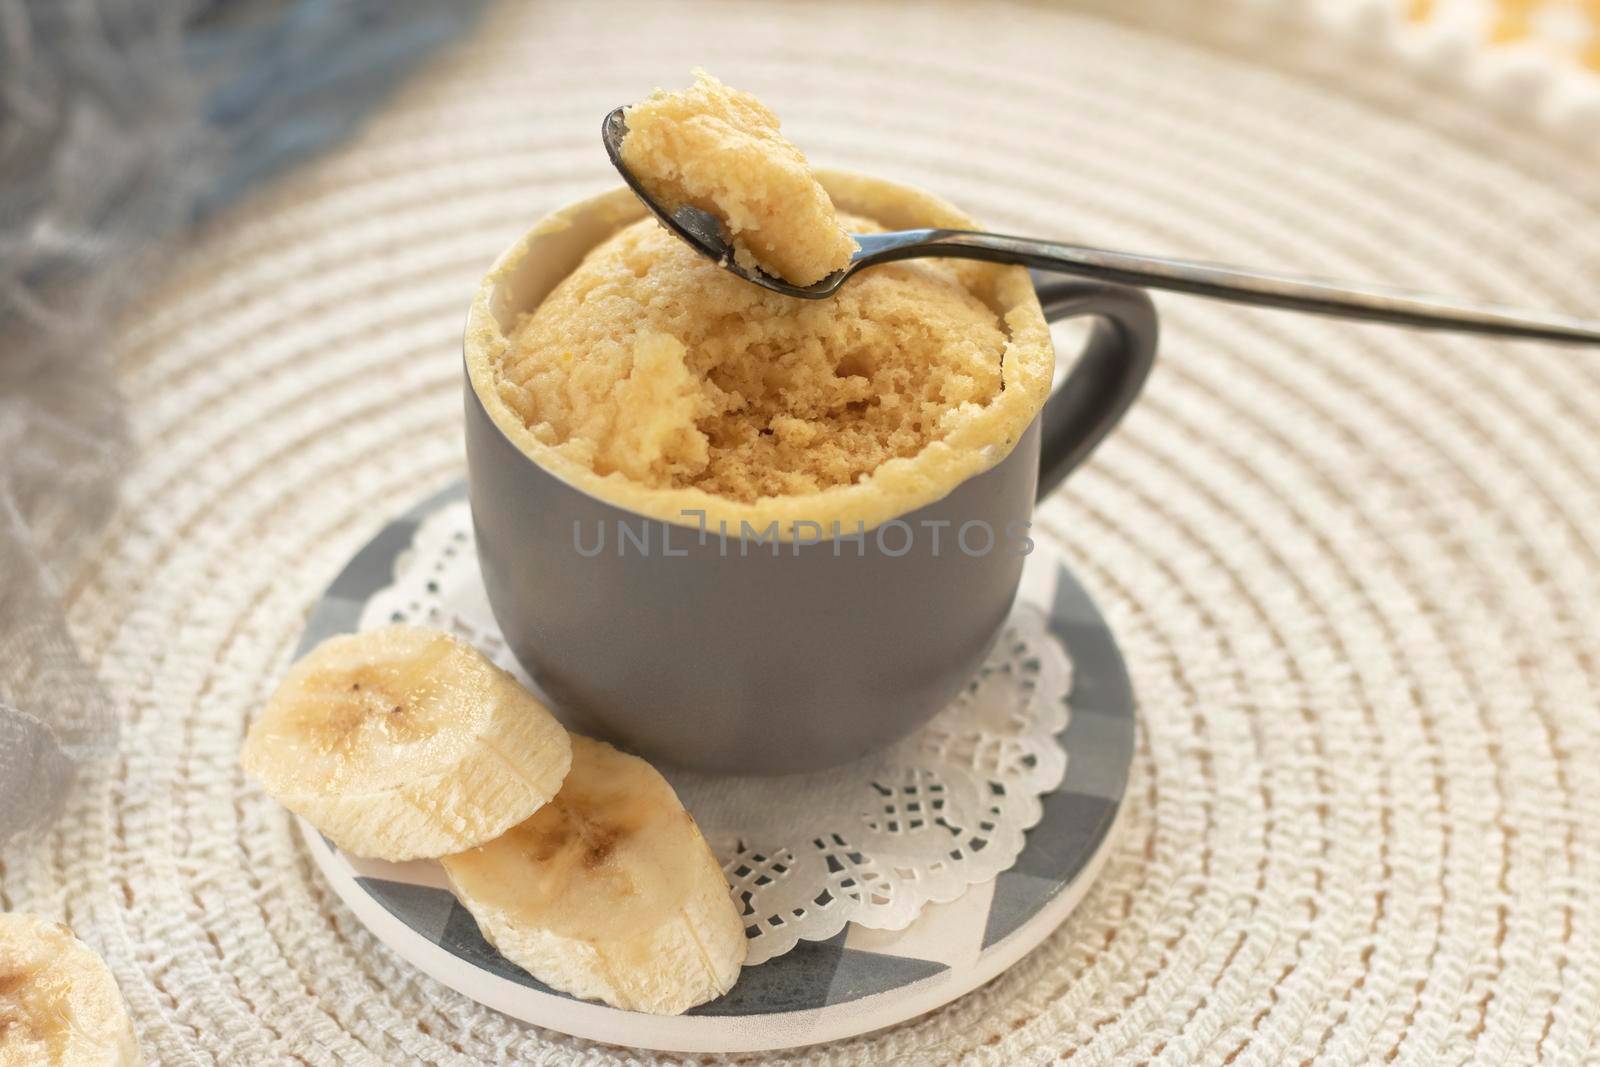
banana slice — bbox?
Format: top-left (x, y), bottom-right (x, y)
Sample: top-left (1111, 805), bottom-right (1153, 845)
top-left (241, 625), bottom-right (571, 861)
top-left (0, 913), bottom-right (143, 1066)
top-left (442, 735), bottom-right (747, 1014)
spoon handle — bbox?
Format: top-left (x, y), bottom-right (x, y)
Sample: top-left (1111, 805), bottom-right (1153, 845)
top-left (855, 230), bottom-right (1600, 344)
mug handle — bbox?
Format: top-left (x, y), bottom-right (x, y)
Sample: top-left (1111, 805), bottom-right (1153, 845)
top-left (1031, 273), bottom-right (1159, 500)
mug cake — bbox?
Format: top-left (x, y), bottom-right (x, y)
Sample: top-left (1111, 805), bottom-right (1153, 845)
top-left (467, 72), bottom-right (1053, 537)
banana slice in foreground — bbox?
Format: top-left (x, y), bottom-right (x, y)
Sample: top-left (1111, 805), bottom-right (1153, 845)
top-left (442, 735), bottom-right (748, 1015)
top-left (0, 913), bottom-right (143, 1067)
top-left (242, 625), bottom-right (572, 861)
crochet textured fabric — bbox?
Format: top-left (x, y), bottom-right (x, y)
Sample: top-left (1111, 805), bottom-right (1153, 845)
top-left (3, 0), bottom-right (1598, 1063)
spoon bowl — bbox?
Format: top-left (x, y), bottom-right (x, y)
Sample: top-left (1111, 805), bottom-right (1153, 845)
top-left (602, 107), bottom-right (858, 298)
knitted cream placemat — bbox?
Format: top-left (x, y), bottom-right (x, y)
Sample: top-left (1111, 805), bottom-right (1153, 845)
top-left (5, 1), bottom-right (1598, 1063)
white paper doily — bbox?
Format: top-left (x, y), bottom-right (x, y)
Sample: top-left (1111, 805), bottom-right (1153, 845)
top-left (361, 495), bottom-right (1073, 965)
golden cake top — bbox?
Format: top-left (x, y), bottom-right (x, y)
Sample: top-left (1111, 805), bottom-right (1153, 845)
top-left (495, 213), bottom-right (1009, 503)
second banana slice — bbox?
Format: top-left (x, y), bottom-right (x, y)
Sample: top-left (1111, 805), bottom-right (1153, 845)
top-left (442, 735), bottom-right (749, 1015)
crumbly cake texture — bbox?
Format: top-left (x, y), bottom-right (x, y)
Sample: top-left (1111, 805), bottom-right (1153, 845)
top-left (467, 177), bottom-right (1051, 538)
top-left (619, 71), bottom-right (857, 287)
top-left (497, 214), bottom-right (1010, 503)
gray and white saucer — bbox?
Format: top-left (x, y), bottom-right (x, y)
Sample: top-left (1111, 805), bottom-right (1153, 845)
top-left (297, 484), bottom-right (1135, 1054)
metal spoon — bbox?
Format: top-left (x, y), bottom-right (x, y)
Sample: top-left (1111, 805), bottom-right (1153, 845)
top-left (603, 108), bottom-right (1600, 345)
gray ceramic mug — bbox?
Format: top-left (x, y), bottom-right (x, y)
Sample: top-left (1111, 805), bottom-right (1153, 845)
top-left (464, 177), bottom-right (1156, 774)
